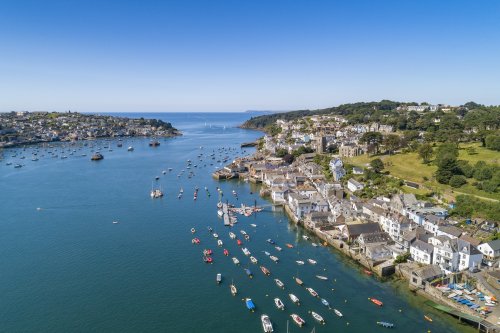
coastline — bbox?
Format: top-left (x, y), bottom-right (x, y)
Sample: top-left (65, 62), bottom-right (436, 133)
top-left (215, 136), bottom-right (497, 331)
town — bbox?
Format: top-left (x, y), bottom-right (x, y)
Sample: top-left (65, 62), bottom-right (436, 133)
top-left (0, 111), bottom-right (180, 148)
top-left (216, 102), bottom-right (500, 330)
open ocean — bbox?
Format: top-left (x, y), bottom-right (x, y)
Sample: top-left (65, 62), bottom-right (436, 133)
top-left (0, 112), bottom-right (474, 332)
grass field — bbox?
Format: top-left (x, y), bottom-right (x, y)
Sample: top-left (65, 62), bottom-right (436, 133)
top-left (347, 142), bottom-right (500, 202)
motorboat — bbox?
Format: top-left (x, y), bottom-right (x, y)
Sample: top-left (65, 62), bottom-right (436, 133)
top-left (306, 287), bottom-right (318, 297)
top-left (424, 315), bottom-right (433, 322)
top-left (203, 249), bottom-right (212, 256)
top-left (263, 251), bottom-right (270, 256)
top-left (369, 297), bottom-right (383, 306)
top-left (334, 309), bottom-right (343, 317)
top-left (250, 223), bottom-right (257, 227)
top-left (232, 257), bottom-right (240, 265)
top-left (245, 268), bottom-right (253, 278)
top-left (217, 240), bottom-right (223, 247)
top-left (237, 239), bottom-right (243, 246)
top-left (203, 256), bottom-right (212, 263)
top-left (311, 243), bottom-right (318, 247)
top-left (269, 255), bottom-right (279, 263)
top-left (250, 256), bottom-right (258, 264)
top-left (311, 311), bottom-right (325, 324)
top-left (274, 279), bottom-right (284, 289)
top-left (229, 232), bottom-right (236, 239)
top-left (286, 244), bottom-right (294, 248)
top-left (295, 277), bottom-right (303, 286)
top-left (376, 321), bottom-right (394, 328)
top-left (240, 230), bottom-right (247, 235)
top-left (302, 235), bottom-right (309, 241)
top-left (242, 248), bottom-right (251, 256)
top-left (290, 314), bottom-right (305, 327)
top-left (223, 249), bottom-right (229, 256)
top-left (127, 146), bottom-right (134, 151)
top-left (274, 297), bottom-right (285, 310)
top-left (230, 283), bottom-right (237, 296)
top-left (308, 259), bottom-right (317, 265)
top-left (289, 294), bottom-right (300, 305)
top-left (260, 266), bottom-right (270, 275)
top-left (191, 238), bottom-right (200, 244)
top-left (296, 261), bottom-right (304, 265)
top-left (321, 298), bottom-right (329, 307)
top-left (191, 228), bottom-right (196, 234)
top-left (216, 273), bottom-right (222, 284)
top-left (316, 275), bottom-right (328, 280)
top-left (275, 246), bottom-right (282, 251)
top-left (244, 234), bottom-right (250, 241)
top-left (213, 233), bottom-right (219, 238)
top-left (245, 298), bottom-right (255, 311)
top-left (261, 314), bottom-right (273, 333)
top-left (267, 239), bottom-right (275, 245)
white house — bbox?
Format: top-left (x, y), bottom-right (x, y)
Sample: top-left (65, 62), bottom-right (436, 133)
top-left (477, 239), bottom-right (500, 267)
top-left (431, 236), bottom-right (482, 274)
top-left (410, 239), bottom-right (434, 265)
top-left (347, 178), bottom-right (364, 193)
top-left (329, 158), bottom-right (346, 181)
top-left (271, 186), bottom-right (288, 203)
top-left (288, 193), bottom-right (312, 220)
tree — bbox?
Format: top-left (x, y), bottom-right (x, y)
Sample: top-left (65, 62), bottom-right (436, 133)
top-left (359, 132), bottom-right (383, 155)
top-left (436, 155), bottom-right (459, 184)
top-left (283, 154), bottom-right (294, 164)
top-left (275, 148), bottom-right (287, 158)
top-left (370, 158), bottom-right (385, 173)
top-left (485, 134), bottom-right (500, 151)
top-left (418, 143), bottom-right (434, 163)
top-left (449, 175), bottom-right (467, 188)
top-left (435, 142), bottom-right (458, 165)
top-left (383, 134), bottom-right (401, 155)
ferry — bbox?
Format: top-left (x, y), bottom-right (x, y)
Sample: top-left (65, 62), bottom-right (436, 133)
top-left (334, 309), bottom-right (343, 317)
top-left (321, 298), bottom-right (329, 307)
top-left (311, 311), bottom-right (325, 324)
top-left (290, 314), bottom-right (305, 327)
top-left (216, 273), bottom-right (222, 284)
top-left (260, 266), bottom-right (270, 276)
top-left (306, 287), bottom-right (318, 297)
top-left (250, 256), bottom-right (258, 264)
top-left (274, 279), bottom-right (285, 289)
top-left (232, 257), bottom-right (240, 265)
top-left (261, 314), bottom-right (273, 333)
top-left (274, 297), bottom-right (285, 310)
top-left (289, 293), bottom-right (300, 305)
top-left (245, 298), bottom-right (255, 312)
top-left (269, 255), bottom-right (279, 263)
top-left (368, 297), bottom-right (383, 306)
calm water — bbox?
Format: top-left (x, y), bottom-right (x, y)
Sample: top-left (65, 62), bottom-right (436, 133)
top-left (0, 112), bottom-right (474, 332)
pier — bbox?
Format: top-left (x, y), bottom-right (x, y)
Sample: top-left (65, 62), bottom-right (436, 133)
top-left (222, 203), bottom-right (231, 226)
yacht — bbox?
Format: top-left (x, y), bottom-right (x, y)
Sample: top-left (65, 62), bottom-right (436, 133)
top-left (261, 314), bottom-right (273, 333)
top-left (274, 298), bottom-right (284, 310)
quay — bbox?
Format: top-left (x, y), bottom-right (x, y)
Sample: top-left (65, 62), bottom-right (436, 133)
top-left (222, 203), bottom-right (230, 226)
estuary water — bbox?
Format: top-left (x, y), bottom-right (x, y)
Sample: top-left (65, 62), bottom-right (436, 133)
top-left (0, 112), bottom-right (473, 332)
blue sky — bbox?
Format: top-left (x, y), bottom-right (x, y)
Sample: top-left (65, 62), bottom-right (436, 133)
top-left (0, 0), bottom-right (499, 112)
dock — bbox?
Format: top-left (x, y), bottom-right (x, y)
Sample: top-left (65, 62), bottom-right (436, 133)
top-left (222, 203), bottom-right (230, 226)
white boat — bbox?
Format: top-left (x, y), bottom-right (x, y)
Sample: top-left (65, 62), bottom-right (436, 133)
top-left (213, 233), bottom-right (219, 238)
top-left (311, 242), bottom-right (318, 247)
top-left (316, 275), bottom-right (328, 280)
top-left (275, 246), bottom-right (282, 251)
top-left (270, 255), bottom-right (279, 263)
top-left (296, 260), bottom-right (305, 265)
top-left (232, 257), bottom-right (240, 265)
top-left (334, 309), bottom-right (343, 317)
top-left (242, 248), bottom-right (251, 256)
top-left (217, 239), bottom-right (223, 247)
top-left (240, 230), bottom-right (247, 235)
top-left (275, 279), bottom-right (284, 289)
top-left (217, 210), bottom-right (224, 217)
top-left (230, 283), bottom-right (237, 296)
top-left (216, 273), bottom-right (222, 284)
top-left (274, 298), bottom-right (285, 310)
top-left (191, 228), bottom-right (196, 234)
top-left (263, 251), bottom-right (270, 256)
top-left (302, 235), bottom-right (309, 240)
top-left (261, 314), bottom-right (274, 333)
top-left (250, 256), bottom-right (258, 264)
top-left (291, 314), bottom-right (305, 327)
top-left (306, 287), bottom-right (318, 297)
top-left (250, 223), bottom-right (257, 227)
top-left (308, 259), bottom-right (317, 265)
top-left (229, 232), bottom-right (236, 239)
top-left (289, 293), bottom-right (300, 305)
top-left (127, 146), bottom-right (134, 151)
top-left (311, 311), bottom-right (325, 324)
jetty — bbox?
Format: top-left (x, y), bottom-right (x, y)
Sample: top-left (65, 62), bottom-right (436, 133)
top-left (222, 203), bottom-right (231, 226)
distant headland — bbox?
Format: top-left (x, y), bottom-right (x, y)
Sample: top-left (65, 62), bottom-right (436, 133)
top-left (0, 111), bottom-right (180, 148)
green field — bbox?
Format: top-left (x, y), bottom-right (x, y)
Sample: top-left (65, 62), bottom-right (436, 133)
top-left (347, 142), bottom-right (500, 202)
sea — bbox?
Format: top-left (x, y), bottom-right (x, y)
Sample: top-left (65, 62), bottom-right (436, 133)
top-left (0, 112), bottom-right (475, 332)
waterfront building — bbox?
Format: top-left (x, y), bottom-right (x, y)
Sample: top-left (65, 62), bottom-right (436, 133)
top-left (410, 239), bottom-right (434, 265)
top-left (477, 239), bottom-right (500, 267)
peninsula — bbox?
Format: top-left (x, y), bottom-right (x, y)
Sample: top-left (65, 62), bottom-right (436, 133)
top-left (0, 111), bottom-right (180, 148)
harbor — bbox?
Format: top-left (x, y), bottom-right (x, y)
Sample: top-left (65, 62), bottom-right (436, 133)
top-left (0, 112), bottom-right (477, 333)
